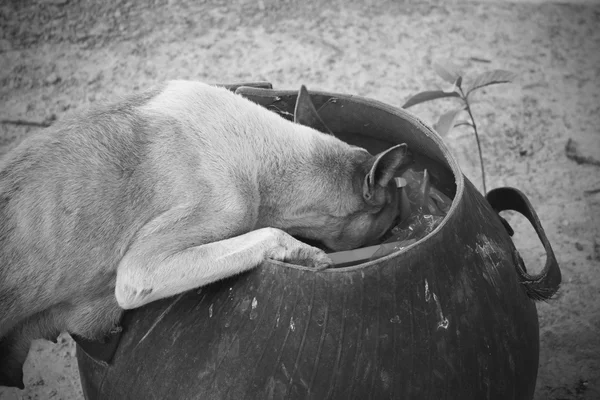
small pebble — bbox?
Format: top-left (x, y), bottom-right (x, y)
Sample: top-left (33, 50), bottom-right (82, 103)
top-left (45, 73), bottom-right (61, 85)
top-left (575, 242), bottom-right (584, 251)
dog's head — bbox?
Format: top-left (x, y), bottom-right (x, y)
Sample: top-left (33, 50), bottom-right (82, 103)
top-left (283, 142), bottom-right (408, 251)
top-left (278, 85), bottom-right (409, 251)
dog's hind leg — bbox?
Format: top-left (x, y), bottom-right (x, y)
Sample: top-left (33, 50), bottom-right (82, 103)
top-left (0, 296), bottom-right (122, 388)
top-left (0, 309), bottom-right (61, 389)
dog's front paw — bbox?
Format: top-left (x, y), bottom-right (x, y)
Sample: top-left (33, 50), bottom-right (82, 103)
top-left (262, 228), bottom-right (333, 270)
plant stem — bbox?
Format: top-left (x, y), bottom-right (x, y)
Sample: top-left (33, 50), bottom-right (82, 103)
top-left (460, 89), bottom-right (487, 193)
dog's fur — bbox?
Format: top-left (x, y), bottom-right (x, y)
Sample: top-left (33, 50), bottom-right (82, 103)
top-left (0, 81), bottom-right (407, 388)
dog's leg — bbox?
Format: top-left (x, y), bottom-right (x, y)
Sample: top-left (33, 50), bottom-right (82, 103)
top-left (0, 333), bottom-right (26, 389)
top-left (115, 206), bottom-right (331, 310)
top-left (0, 310), bottom-right (61, 389)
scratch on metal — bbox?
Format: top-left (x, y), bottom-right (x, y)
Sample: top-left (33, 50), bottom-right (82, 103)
top-left (433, 293), bottom-right (449, 330)
top-left (425, 279), bottom-right (431, 302)
top-left (475, 234), bottom-right (503, 288)
top-left (136, 293), bottom-right (184, 347)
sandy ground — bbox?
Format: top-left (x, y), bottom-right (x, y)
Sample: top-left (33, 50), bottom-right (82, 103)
top-left (0, 0), bottom-right (599, 399)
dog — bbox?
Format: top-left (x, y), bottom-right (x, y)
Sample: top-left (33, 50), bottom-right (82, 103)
top-left (0, 80), bottom-right (408, 388)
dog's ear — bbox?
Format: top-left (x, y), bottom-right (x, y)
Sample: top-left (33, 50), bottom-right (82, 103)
top-left (294, 85), bottom-right (333, 135)
top-left (363, 144), bottom-right (408, 205)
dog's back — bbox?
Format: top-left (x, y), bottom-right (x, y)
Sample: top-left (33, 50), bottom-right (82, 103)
top-left (0, 86), bottom-right (183, 386)
top-left (0, 83), bottom-right (255, 336)
top-left (1, 91), bottom-right (161, 325)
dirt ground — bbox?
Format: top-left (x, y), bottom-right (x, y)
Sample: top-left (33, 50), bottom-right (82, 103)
top-left (0, 0), bottom-right (599, 399)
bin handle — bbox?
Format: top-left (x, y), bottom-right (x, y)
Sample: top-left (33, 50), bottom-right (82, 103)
top-left (486, 187), bottom-right (562, 301)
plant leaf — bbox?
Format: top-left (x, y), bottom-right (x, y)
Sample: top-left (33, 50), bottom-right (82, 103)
top-left (433, 60), bottom-right (463, 85)
top-left (434, 107), bottom-right (466, 137)
top-left (402, 90), bottom-right (461, 109)
top-left (466, 69), bottom-right (517, 95)
top-left (454, 120), bottom-right (473, 128)
top-left (441, 76), bottom-right (463, 95)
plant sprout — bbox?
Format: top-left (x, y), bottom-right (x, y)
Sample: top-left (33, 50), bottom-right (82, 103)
top-left (402, 61), bottom-right (516, 194)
